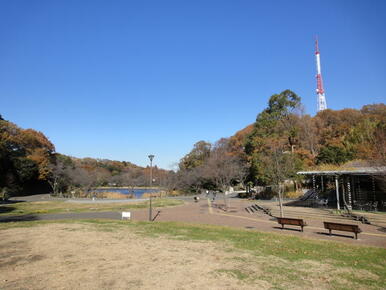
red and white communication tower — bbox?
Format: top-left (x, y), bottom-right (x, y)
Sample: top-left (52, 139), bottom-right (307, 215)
top-left (315, 37), bottom-right (327, 111)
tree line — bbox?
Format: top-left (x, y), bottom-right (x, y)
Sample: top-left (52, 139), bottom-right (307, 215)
top-left (0, 114), bottom-right (170, 199)
top-left (175, 90), bottom-right (385, 195)
top-left (1, 91), bottom-right (385, 199)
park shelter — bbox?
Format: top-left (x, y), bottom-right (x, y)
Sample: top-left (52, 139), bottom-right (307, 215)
top-left (297, 167), bottom-right (386, 211)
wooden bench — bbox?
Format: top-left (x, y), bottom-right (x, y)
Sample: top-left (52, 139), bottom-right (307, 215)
top-left (276, 217), bottom-right (307, 232)
top-left (323, 222), bottom-right (362, 239)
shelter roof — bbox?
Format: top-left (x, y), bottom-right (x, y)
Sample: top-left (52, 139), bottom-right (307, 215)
top-left (297, 167), bottom-right (386, 176)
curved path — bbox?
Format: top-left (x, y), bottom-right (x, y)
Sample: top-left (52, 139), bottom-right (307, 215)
top-left (1, 197), bottom-right (386, 248)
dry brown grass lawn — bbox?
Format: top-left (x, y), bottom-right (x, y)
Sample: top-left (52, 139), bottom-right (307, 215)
top-left (0, 221), bottom-right (384, 289)
top-left (0, 223), bottom-right (261, 290)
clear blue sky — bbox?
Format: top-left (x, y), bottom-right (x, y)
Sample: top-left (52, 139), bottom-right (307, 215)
top-left (1, 0), bottom-right (385, 169)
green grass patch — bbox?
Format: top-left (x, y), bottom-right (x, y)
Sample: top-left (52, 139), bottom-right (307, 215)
top-left (0, 199), bottom-right (183, 216)
top-left (120, 221), bottom-right (386, 288)
top-left (132, 221), bottom-right (385, 264)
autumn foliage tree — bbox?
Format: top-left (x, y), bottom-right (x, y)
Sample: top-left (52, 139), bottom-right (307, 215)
top-left (244, 90), bottom-right (303, 185)
top-left (0, 117), bottom-right (55, 196)
top-left (177, 90), bottom-right (385, 198)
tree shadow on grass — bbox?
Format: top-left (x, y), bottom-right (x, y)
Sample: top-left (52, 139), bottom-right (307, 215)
top-left (1, 200), bottom-right (26, 204)
top-left (317, 231), bottom-right (356, 239)
top-left (0, 200), bottom-right (26, 215)
top-left (273, 226), bottom-right (303, 232)
top-left (0, 214), bottom-right (39, 223)
top-left (0, 206), bottom-right (16, 214)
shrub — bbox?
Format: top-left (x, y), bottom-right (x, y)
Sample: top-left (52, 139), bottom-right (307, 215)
top-left (0, 188), bottom-right (10, 201)
top-left (284, 191), bottom-right (302, 199)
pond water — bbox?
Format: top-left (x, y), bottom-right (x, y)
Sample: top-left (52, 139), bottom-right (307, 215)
top-left (94, 188), bottom-right (160, 199)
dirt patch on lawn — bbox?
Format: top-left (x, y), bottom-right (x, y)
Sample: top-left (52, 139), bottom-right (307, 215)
top-left (0, 223), bottom-right (265, 289)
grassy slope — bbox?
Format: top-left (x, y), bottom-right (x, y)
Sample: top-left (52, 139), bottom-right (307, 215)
top-left (0, 199), bottom-right (182, 216)
top-left (1, 219), bottom-right (385, 289)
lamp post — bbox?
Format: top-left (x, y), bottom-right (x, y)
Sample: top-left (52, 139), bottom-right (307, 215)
top-left (148, 154), bottom-right (155, 221)
top-left (148, 155), bottom-right (155, 187)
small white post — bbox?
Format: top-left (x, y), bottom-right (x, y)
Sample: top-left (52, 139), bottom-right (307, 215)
top-left (121, 212), bottom-right (131, 220)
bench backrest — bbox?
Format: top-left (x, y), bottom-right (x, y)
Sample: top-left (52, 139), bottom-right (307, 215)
top-left (277, 217), bottom-right (304, 226)
top-left (324, 222), bottom-right (361, 233)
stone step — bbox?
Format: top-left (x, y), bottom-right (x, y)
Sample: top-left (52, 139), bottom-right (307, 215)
top-left (266, 208), bottom-right (351, 221)
top-left (268, 209), bottom-right (341, 217)
top-left (245, 207), bottom-right (254, 214)
top-left (254, 202), bottom-right (386, 225)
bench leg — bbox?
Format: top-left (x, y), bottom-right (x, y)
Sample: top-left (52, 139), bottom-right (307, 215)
top-left (301, 226), bottom-right (303, 232)
top-left (281, 224), bottom-right (284, 229)
top-left (355, 233), bottom-right (358, 240)
top-left (329, 229), bottom-right (331, 236)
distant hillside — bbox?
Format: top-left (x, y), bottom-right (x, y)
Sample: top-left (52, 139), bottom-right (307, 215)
top-left (0, 115), bottom-right (170, 197)
top-left (176, 90), bottom-right (386, 191)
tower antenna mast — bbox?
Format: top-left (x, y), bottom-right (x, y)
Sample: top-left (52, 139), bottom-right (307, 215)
top-left (315, 36), bottom-right (327, 111)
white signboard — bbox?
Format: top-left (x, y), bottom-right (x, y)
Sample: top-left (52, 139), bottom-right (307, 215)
top-left (121, 211), bottom-right (131, 220)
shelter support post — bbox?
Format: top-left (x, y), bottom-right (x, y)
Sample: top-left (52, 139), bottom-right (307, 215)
top-left (335, 176), bottom-right (340, 211)
top-left (372, 176), bottom-right (376, 201)
top-left (347, 178), bottom-right (352, 210)
top-left (312, 175), bottom-right (316, 191)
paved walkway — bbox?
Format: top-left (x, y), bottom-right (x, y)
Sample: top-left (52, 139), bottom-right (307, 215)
top-left (1, 198), bottom-right (386, 248)
top-left (137, 198), bottom-right (386, 248)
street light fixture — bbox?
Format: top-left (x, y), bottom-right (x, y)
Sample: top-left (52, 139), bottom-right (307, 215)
top-left (148, 154), bottom-right (155, 221)
top-left (148, 154), bottom-right (155, 187)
